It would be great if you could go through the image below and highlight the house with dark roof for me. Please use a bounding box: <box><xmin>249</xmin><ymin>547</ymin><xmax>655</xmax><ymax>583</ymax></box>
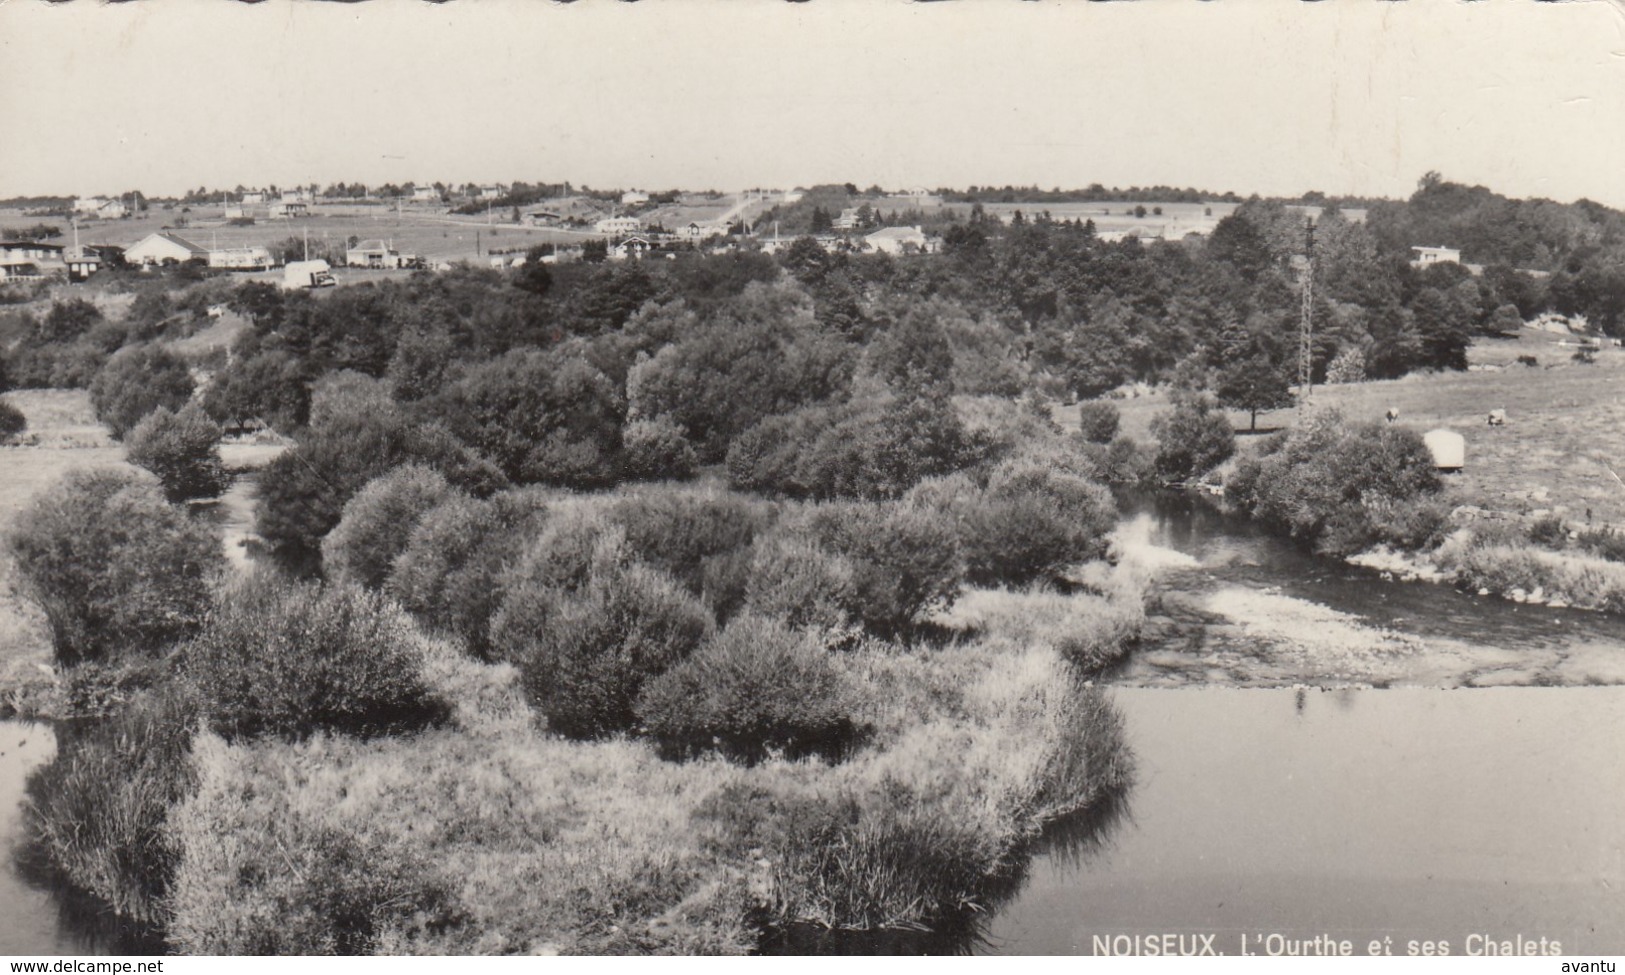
<box><xmin>0</xmin><ymin>241</ymin><xmax>66</xmax><ymax>280</ymax></box>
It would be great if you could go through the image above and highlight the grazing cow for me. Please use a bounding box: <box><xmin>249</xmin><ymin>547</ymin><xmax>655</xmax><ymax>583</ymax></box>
<box><xmin>1488</xmin><ymin>409</ymin><xmax>1506</xmax><ymax>426</ymax></box>
<box><xmin>1385</xmin><ymin>408</ymin><xmax>1400</xmax><ymax>424</ymax></box>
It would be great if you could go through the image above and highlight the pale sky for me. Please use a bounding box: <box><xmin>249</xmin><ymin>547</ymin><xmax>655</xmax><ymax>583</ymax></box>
<box><xmin>3</xmin><ymin>0</ymin><xmax>1624</xmax><ymax>206</ymax></box>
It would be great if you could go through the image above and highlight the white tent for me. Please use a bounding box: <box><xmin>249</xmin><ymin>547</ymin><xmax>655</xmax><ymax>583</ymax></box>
<box><xmin>1423</xmin><ymin>429</ymin><xmax>1465</xmax><ymax>471</ymax></box>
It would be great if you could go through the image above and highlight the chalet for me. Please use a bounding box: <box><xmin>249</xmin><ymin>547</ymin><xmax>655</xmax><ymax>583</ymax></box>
<box><xmin>1411</xmin><ymin>246</ymin><xmax>1462</xmax><ymax>268</ymax></box>
<box><xmin>125</xmin><ymin>232</ymin><xmax>210</xmax><ymax>266</ymax></box>
<box><xmin>612</xmin><ymin>236</ymin><xmax>653</xmax><ymax>260</ymax></box>
<box><xmin>865</xmin><ymin>226</ymin><xmax>931</xmax><ymax>255</ymax></box>
<box><xmin>595</xmin><ymin>216</ymin><xmax>641</xmax><ymax>235</ymax></box>
<box><xmin>0</xmin><ymin>241</ymin><xmax>66</xmax><ymax>280</ymax></box>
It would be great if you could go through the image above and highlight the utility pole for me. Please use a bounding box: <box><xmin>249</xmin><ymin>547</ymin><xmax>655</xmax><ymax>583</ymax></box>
<box><xmin>1298</xmin><ymin>217</ymin><xmax>1315</xmax><ymax>412</ymax></box>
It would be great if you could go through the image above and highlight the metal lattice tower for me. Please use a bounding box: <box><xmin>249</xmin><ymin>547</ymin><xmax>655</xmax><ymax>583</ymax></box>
<box><xmin>1298</xmin><ymin>218</ymin><xmax>1315</xmax><ymax>411</ymax></box>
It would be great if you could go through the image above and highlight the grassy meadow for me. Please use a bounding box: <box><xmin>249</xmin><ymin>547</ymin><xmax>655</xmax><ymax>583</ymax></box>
<box><xmin>1075</xmin><ymin>328</ymin><xmax>1625</xmax><ymax>529</ymax></box>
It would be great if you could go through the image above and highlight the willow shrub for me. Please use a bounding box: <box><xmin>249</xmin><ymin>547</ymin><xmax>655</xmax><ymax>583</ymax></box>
<box><xmin>7</xmin><ymin>468</ymin><xmax>222</xmax><ymax>667</ymax></box>
<box><xmin>637</xmin><ymin>614</ymin><xmax>859</xmax><ymax>763</ymax></box>
<box><xmin>183</xmin><ymin>574</ymin><xmax>447</xmax><ymax>741</ymax></box>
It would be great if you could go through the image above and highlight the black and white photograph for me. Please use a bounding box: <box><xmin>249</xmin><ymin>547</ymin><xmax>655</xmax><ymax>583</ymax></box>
<box><xmin>1</xmin><ymin>0</ymin><xmax>1622</xmax><ymax>959</ymax></box>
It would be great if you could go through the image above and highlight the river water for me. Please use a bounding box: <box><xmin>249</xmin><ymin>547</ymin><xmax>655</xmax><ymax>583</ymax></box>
<box><xmin>4</xmin><ymin>491</ymin><xmax>1622</xmax><ymax>954</ymax></box>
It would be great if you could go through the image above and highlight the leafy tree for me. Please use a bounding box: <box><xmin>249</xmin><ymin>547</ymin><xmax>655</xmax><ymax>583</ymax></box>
<box><xmin>124</xmin><ymin>403</ymin><xmax>230</xmax><ymax>503</ymax></box>
<box><xmin>89</xmin><ymin>345</ymin><xmax>195</xmax><ymax>439</ymax></box>
<box><xmin>1150</xmin><ymin>395</ymin><xmax>1235</xmax><ymax>482</ymax></box>
<box><xmin>1215</xmin><ymin>320</ymin><xmax>1296</xmax><ymax>431</ymax></box>
<box><xmin>0</xmin><ymin>398</ymin><xmax>26</xmax><ymax>442</ymax></box>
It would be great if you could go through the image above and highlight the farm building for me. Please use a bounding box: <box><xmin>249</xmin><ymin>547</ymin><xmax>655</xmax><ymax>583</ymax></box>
<box><xmin>865</xmin><ymin>226</ymin><xmax>931</xmax><ymax>255</ymax></box>
<box><xmin>0</xmin><ymin>241</ymin><xmax>66</xmax><ymax>279</ymax></box>
<box><xmin>595</xmin><ymin>216</ymin><xmax>641</xmax><ymax>235</ymax></box>
<box><xmin>125</xmin><ymin>232</ymin><xmax>210</xmax><ymax>265</ymax></box>
<box><xmin>1411</xmin><ymin>246</ymin><xmax>1462</xmax><ymax>268</ymax></box>
<box><xmin>527</xmin><ymin>211</ymin><xmax>566</xmax><ymax>227</ymax></box>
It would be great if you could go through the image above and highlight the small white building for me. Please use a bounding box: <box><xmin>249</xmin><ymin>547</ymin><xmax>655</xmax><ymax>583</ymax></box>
<box><xmin>93</xmin><ymin>199</ymin><xmax>128</xmax><ymax>220</ymax></box>
<box><xmin>242</xmin><ymin>192</ymin><xmax>266</xmax><ymax>205</ymax></box>
<box><xmin>1411</xmin><ymin>246</ymin><xmax>1462</xmax><ymax>268</ymax></box>
<box><xmin>73</xmin><ymin>197</ymin><xmax>106</xmax><ymax>214</ymax></box>
<box><xmin>865</xmin><ymin>226</ymin><xmax>930</xmax><ymax>256</ymax></box>
<box><xmin>478</xmin><ymin>185</ymin><xmax>504</xmax><ymax>200</ymax></box>
<box><xmin>346</xmin><ymin>239</ymin><xmax>407</xmax><ymax>269</ymax></box>
<box><xmin>208</xmin><ymin>246</ymin><xmax>275</xmax><ymax>270</ymax></box>
<box><xmin>595</xmin><ymin>216</ymin><xmax>641</xmax><ymax>236</ymax></box>
<box><xmin>124</xmin><ymin>232</ymin><xmax>210</xmax><ymax>266</ymax></box>
<box><xmin>833</xmin><ymin>208</ymin><xmax>862</xmax><ymax>231</ymax></box>
<box><xmin>223</xmin><ymin>204</ymin><xmax>247</xmax><ymax>220</ymax></box>
<box><xmin>620</xmin><ymin>190</ymin><xmax>650</xmax><ymax>206</ymax></box>
<box><xmin>282</xmin><ymin>259</ymin><xmax>335</xmax><ymax>290</ymax></box>
<box><xmin>411</xmin><ymin>186</ymin><xmax>440</xmax><ymax>203</ymax></box>
<box><xmin>268</xmin><ymin>201</ymin><xmax>309</xmax><ymax>219</ymax></box>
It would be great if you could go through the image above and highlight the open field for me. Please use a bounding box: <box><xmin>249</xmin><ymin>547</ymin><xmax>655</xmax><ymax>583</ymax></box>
<box><xmin>1064</xmin><ymin>328</ymin><xmax>1625</xmax><ymax>528</ymax></box>
<box><xmin>1</xmin><ymin>206</ymin><xmax>595</xmax><ymax>266</ymax></box>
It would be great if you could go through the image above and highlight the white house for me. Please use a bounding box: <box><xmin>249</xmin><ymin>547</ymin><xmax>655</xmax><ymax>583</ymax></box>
<box><xmin>411</xmin><ymin>186</ymin><xmax>440</xmax><ymax>203</ymax></box>
<box><xmin>478</xmin><ymin>185</ymin><xmax>504</xmax><ymax>200</ymax></box>
<box><xmin>833</xmin><ymin>208</ymin><xmax>862</xmax><ymax>231</ymax></box>
<box><xmin>620</xmin><ymin>190</ymin><xmax>650</xmax><ymax>206</ymax></box>
<box><xmin>268</xmin><ymin>201</ymin><xmax>309</xmax><ymax>219</ymax></box>
<box><xmin>595</xmin><ymin>216</ymin><xmax>641</xmax><ymax>235</ymax></box>
<box><xmin>93</xmin><ymin>199</ymin><xmax>128</xmax><ymax>220</ymax></box>
<box><xmin>242</xmin><ymin>192</ymin><xmax>265</xmax><ymax>205</ymax></box>
<box><xmin>73</xmin><ymin>197</ymin><xmax>106</xmax><ymax>214</ymax></box>
<box><xmin>346</xmin><ymin>239</ymin><xmax>407</xmax><ymax>269</ymax></box>
<box><xmin>124</xmin><ymin>233</ymin><xmax>210</xmax><ymax>265</ymax></box>
<box><xmin>223</xmin><ymin>204</ymin><xmax>247</xmax><ymax>220</ymax></box>
<box><xmin>1411</xmin><ymin>246</ymin><xmax>1462</xmax><ymax>268</ymax></box>
<box><xmin>865</xmin><ymin>226</ymin><xmax>929</xmax><ymax>255</ymax></box>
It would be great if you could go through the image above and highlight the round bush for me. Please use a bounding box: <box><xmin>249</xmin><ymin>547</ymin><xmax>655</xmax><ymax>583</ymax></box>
<box><xmin>0</xmin><ymin>398</ymin><xmax>26</xmax><ymax>443</ymax></box>
<box><xmin>386</xmin><ymin>490</ymin><xmax>548</xmax><ymax>658</ymax></box>
<box><xmin>608</xmin><ymin>491</ymin><xmax>769</xmax><ymax>597</ymax></box>
<box><xmin>958</xmin><ymin>460</ymin><xmax>1117</xmax><ymax>586</ymax></box>
<box><xmin>89</xmin><ymin>344</ymin><xmax>195</xmax><ymax>439</ymax></box>
<box><xmin>7</xmin><ymin>468</ymin><xmax>222</xmax><ymax>667</ymax></box>
<box><xmin>1150</xmin><ymin>396</ymin><xmax>1235</xmax><ymax>482</ymax></box>
<box><xmin>804</xmin><ymin>501</ymin><xmax>963</xmax><ymax>638</ymax></box>
<box><xmin>743</xmin><ymin>532</ymin><xmax>860</xmax><ymax>635</ymax></box>
<box><xmin>620</xmin><ymin>418</ymin><xmax>699</xmax><ymax>482</ymax></box>
<box><xmin>514</xmin><ymin>561</ymin><xmax>713</xmax><ymax>739</ymax></box>
<box><xmin>184</xmin><ymin>574</ymin><xmax>448</xmax><ymax>741</ymax></box>
<box><xmin>124</xmin><ymin>402</ymin><xmax>230</xmax><ymax>503</ymax></box>
<box><xmin>637</xmin><ymin>614</ymin><xmax>858</xmax><ymax>762</ymax></box>
<box><xmin>1075</xmin><ymin>401</ymin><xmax>1121</xmax><ymax>444</ymax></box>
<box><xmin>322</xmin><ymin>464</ymin><xmax>456</xmax><ymax>589</ymax></box>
